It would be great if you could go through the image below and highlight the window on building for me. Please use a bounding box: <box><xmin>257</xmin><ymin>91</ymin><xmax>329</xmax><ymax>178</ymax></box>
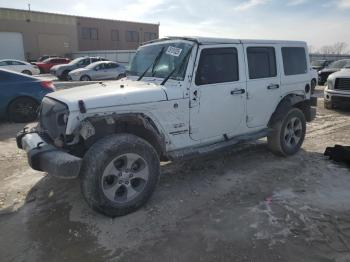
<box><xmin>81</xmin><ymin>27</ymin><xmax>98</xmax><ymax>40</ymax></box>
<box><xmin>126</xmin><ymin>31</ymin><xmax>139</xmax><ymax>42</ymax></box>
<box><xmin>111</xmin><ymin>30</ymin><xmax>119</xmax><ymax>41</ymax></box>
<box><xmin>282</xmin><ymin>47</ymin><xmax>307</xmax><ymax>75</ymax></box>
<box><xmin>247</xmin><ymin>47</ymin><xmax>277</xmax><ymax>79</ymax></box>
<box><xmin>144</xmin><ymin>32</ymin><xmax>157</xmax><ymax>42</ymax></box>
<box><xmin>195</xmin><ymin>48</ymin><xmax>239</xmax><ymax>86</ymax></box>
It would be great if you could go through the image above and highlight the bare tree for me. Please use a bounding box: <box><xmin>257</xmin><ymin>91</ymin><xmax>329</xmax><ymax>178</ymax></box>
<box><xmin>332</xmin><ymin>42</ymin><xmax>348</xmax><ymax>55</ymax></box>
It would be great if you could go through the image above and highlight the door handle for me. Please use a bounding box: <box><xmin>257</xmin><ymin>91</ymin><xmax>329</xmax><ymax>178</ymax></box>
<box><xmin>267</xmin><ymin>84</ymin><xmax>279</xmax><ymax>90</ymax></box>
<box><xmin>231</xmin><ymin>89</ymin><xmax>245</xmax><ymax>95</ymax></box>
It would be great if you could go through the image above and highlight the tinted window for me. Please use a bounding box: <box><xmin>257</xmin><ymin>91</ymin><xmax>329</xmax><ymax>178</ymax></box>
<box><xmin>126</xmin><ymin>31</ymin><xmax>139</xmax><ymax>42</ymax></box>
<box><xmin>282</xmin><ymin>47</ymin><xmax>307</xmax><ymax>75</ymax></box>
<box><xmin>195</xmin><ymin>48</ymin><xmax>239</xmax><ymax>86</ymax></box>
<box><xmin>81</xmin><ymin>27</ymin><xmax>98</xmax><ymax>40</ymax></box>
<box><xmin>0</xmin><ymin>61</ymin><xmax>7</xmax><ymax>66</ymax></box>
<box><xmin>110</xmin><ymin>63</ymin><xmax>118</xmax><ymax>68</ymax></box>
<box><xmin>247</xmin><ymin>47</ymin><xmax>277</xmax><ymax>79</ymax></box>
<box><xmin>111</xmin><ymin>30</ymin><xmax>119</xmax><ymax>41</ymax></box>
<box><xmin>10</xmin><ymin>61</ymin><xmax>25</xmax><ymax>66</ymax></box>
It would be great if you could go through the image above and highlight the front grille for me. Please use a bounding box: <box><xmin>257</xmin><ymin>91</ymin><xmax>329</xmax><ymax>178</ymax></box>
<box><xmin>335</xmin><ymin>78</ymin><xmax>350</xmax><ymax>90</ymax></box>
<box><xmin>39</xmin><ymin>97</ymin><xmax>69</xmax><ymax>141</ymax></box>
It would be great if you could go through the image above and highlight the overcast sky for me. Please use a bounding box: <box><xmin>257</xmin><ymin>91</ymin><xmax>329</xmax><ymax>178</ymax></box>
<box><xmin>1</xmin><ymin>0</ymin><xmax>350</xmax><ymax>50</ymax></box>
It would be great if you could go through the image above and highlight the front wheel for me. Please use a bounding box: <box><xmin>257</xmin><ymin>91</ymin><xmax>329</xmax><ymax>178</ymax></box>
<box><xmin>22</xmin><ymin>70</ymin><xmax>32</xmax><ymax>75</ymax></box>
<box><xmin>80</xmin><ymin>75</ymin><xmax>91</xmax><ymax>81</ymax></box>
<box><xmin>80</xmin><ymin>134</ymin><xmax>160</xmax><ymax>217</ymax></box>
<box><xmin>8</xmin><ymin>97</ymin><xmax>39</xmax><ymax>123</ymax></box>
<box><xmin>267</xmin><ymin>108</ymin><xmax>306</xmax><ymax>156</ymax></box>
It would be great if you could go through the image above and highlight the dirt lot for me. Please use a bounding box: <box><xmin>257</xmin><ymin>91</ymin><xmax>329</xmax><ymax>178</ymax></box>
<box><xmin>1</xmin><ymin>86</ymin><xmax>350</xmax><ymax>262</ymax></box>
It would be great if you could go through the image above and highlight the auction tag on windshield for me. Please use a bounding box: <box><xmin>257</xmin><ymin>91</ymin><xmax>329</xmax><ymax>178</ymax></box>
<box><xmin>166</xmin><ymin>46</ymin><xmax>182</xmax><ymax>57</ymax></box>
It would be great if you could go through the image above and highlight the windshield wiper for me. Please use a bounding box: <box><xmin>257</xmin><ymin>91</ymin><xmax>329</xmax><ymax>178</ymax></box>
<box><xmin>160</xmin><ymin>47</ymin><xmax>193</xmax><ymax>86</ymax></box>
<box><xmin>137</xmin><ymin>47</ymin><xmax>165</xmax><ymax>81</ymax></box>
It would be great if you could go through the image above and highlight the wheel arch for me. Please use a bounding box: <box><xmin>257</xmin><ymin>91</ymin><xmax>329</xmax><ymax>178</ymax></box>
<box><xmin>6</xmin><ymin>95</ymin><xmax>40</xmax><ymax>114</ymax></box>
<box><xmin>268</xmin><ymin>93</ymin><xmax>311</xmax><ymax>127</ymax></box>
<box><xmin>81</xmin><ymin>113</ymin><xmax>168</xmax><ymax>160</ymax></box>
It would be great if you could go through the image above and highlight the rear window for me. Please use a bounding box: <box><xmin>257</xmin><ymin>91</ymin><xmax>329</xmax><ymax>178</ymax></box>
<box><xmin>282</xmin><ymin>47</ymin><xmax>307</xmax><ymax>75</ymax></box>
<box><xmin>247</xmin><ymin>47</ymin><xmax>277</xmax><ymax>79</ymax></box>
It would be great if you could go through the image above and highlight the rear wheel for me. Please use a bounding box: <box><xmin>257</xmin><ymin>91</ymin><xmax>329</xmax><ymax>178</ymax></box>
<box><xmin>80</xmin><ymin>75</ymin><xmax>91</xmax><ymax>81</ymax></box>
<box><xmin>80</xmin><ymin>134</ymin><xmax>160</xmax><ymax>217</ymax></box>
<box><xmin>8</xmin><ymin>97</ymin><xmax>39</xmax><ymax>123</ymax></box>
<box><xmin>117</xmin><ymin>73</ymin><xmax>126</xmax><ymax>80</ymax></box>
<box><xmin>22</xmin><ymin>70</ymin><xmax>32</xmax><ymax>75</ymax></box>
<box><xmin>324</xmin><ymin>100</ymin><xmax>334</xmax><ymax>110</ymax></box>
<box><xmin>267</xmin><ymin>108</ymin><xmax>306</xmax><ymax>156</ymax></box>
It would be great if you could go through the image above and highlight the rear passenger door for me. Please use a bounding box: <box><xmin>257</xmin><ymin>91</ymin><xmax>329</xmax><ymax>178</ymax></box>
<box><xmin>244</xmin><ymin>45</ymin><xmax>281</xmax><ymax>128</ymax></box>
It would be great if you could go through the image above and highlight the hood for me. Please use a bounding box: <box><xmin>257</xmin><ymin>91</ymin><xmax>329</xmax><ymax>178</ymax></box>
<box><xmin>69</xmin><ymin>68</ymin><xmax>89</xmax><ymax>75</ymax></box>
<box><xmin>53</xmin><ymin>63</ymin><xmax>74</xmax><ymax>71</ymax></box>
<box><xmin>46</xmin><ymin>79</ymin><xmax>168</xmax><ymax>111</ymax></box>
<box><xmin>328</xmin><ymin>68</ymin><xmax>350</xmax><ymax>81</ymax></box>
<box><xmin>319</xmin><ymin>68</ymin><xmax>339</xmax><ymax>74</ymax></box>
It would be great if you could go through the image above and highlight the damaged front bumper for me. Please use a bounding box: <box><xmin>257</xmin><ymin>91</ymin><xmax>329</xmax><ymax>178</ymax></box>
<box><xmin>16</xmin><ymin>128</ymin><xmax>82</xmax><ymax>179</ymax></box>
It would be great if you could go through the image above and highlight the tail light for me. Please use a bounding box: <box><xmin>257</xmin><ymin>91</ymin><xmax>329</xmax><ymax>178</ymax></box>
<box><xmin>40</xmin><ymin>81</ymin><xmax>56</xmax><ymax>91</ymax></box>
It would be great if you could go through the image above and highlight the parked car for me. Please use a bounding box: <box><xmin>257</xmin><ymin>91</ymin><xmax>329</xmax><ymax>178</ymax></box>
<box><xmin>318</xmin><ymin>59</ymin><xmax>350</xmax><ymax>85</ymax></box>
<box><xmin>311</xmin><ymin>59</ymin><xmax>333</xmax><ymax>71</ymax></box>
<box><xmin>17</xmin><ymin>37</ymin><xmax>317</xmax><ymax>217</ymax></box>
<box><xmin>50</xmin><ymin>56</ymin><xmax>108</xmax><ymax>80</ymax></box>
<box><xmin>0</xmin><ymin>69</ymin><xmax>55</xmax><ymax>122</ymax></box>
<box><xmin>69</xmin><ymin>61</ymin><xmax>126</xmax><ymax>81</ymax></box>
<box><xmin>0</xmin><ymin>59</ymin><xmax>40</xmax><ymax>75</ymax></box>
<box><xmin>38</xmin><ymin>55</ymin><xmax>58</xmax><ymax>62</ymax></box>
<box><xmin>33</xmin><ymin>57</ymin><xmax>70</xmax><ymax>74</ymax></box>
<box><xmin>310</xmin><ymin>68</ymin><xmax>318</xmax><ymax>94</ymax></box>
<box><xmin>324</xmin><ymin>68</ymin><xmax>350</xmax><ymax>109</ymax></box>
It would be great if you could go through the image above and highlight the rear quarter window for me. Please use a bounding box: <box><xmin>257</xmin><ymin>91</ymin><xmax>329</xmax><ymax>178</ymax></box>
<box><xmin>282</xmin><ymin>47</ymin><xmax>307</xmax><ymax>75</ymax></box>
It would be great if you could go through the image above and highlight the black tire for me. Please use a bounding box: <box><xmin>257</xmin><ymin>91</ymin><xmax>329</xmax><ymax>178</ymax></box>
<box><xmin>8</xmin><ymin>97</ymin><xmax>39</xmax><ymax>123</ymax></box>
<box><xmin>22</xmin><ymin>70</ymin><xmax>32</xmax><ymax>75</ymax></box>
<box><xmin>116</xmin><ymin>73</ymin><xmax>126</xmax><ymax>80</ymax></box>
<box><xmin>80</xmin><ymin>134</ymin><xmax>160</xmax><ymax>217</ymax></box>
<box><xmin>61</xmin><ymin>70</ymin><xmax>70</xmax><ymax>81</ymax></box>
<box><xmin>267</xmin><ymin>108</ymin><xmax>306</xmax><ymax>156</ymax></box>
<box><xmin>80</xmin><ymin>75</ymin><xmax>91</xmax><ymax>81</ymax></box>
<box><xmin>324</xmin><ymin>100</ymin><xmax>334</xmax><ymax>110</ymax></box>
<box><xmin>311</xmin><ymin>79</ymin><xmax>316</xmax><ymax>94</ymax></box>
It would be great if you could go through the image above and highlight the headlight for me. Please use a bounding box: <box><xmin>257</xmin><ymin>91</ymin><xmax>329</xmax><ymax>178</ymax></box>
<box><xmin>327</xmin><ymin>80</ymin><xmax>334</xmax><ymax>90</ymax></box>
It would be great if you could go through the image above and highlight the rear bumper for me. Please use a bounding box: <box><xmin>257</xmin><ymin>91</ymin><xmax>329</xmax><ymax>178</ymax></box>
<box><xmin>17</xmin><ymin>128</ymin><xmax>81</xmax><ymax>179</ymax></box>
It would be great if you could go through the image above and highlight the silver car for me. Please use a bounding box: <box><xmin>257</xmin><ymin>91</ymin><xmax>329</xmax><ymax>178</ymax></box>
<box><xmin>68</xmin><ymin>61</ymin><xmax>126</xmax><ymax>81</ymax></box>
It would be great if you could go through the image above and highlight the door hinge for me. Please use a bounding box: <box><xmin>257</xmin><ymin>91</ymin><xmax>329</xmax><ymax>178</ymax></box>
<box><xmin>246</xmin><ymin>91</ymin><xmax>250</xmax><ymax>99</ymax></box>
<box><xmin>246</xmin><ymin>115</ymin><xmax>253</xmax><ymax>123</ymax></box>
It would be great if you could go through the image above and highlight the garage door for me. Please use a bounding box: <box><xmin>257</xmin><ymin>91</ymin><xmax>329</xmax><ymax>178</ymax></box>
<box><xmin>0</xmin><ymin>32</ymin><xmax>25</xmax><ymax>60</ymax></box>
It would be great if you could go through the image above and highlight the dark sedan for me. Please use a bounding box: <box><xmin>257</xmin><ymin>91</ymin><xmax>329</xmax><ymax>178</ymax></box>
<box><xmin>0</xmin><ymin>69</ymin><xmax>55</xmax><ymax>122</ymax></box>
<box><xmin>311</xmin><ymin>59</ymin><xmax>333</xmax><ymax>71</ymax></box>
<box><xmin>318</xmin><ymin>59</ymin><xmax>350</xmax><ymax>85</ymax></box>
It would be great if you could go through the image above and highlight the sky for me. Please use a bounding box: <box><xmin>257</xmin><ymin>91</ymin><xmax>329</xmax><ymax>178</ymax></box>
<box><xmin>1</xmin><ymin>0</ymin><xmax>350</xmax><ymax>50</ymax></box>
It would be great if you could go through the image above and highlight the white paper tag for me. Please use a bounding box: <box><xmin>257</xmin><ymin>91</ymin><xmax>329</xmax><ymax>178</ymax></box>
<box><xmin>166</xmin><ymin>46</ymin><xmax>182</xmax><ymax>57</ymax></box>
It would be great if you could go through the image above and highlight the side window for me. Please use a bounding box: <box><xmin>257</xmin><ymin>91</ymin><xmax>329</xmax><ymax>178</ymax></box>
<box><xmin>10</xmin><ymin>61</ymin><xmax>25</xmax><ymax>66</ymax></box>
<box><xmin>282</xmin><ymin>47</ymin><xmax>307</xmax><ymax>75</ymax></box>
<box><xmin>110</xmin><ymin>63</ymin><xmax>118</xmax><ymax>68</ymax></box>
<box><xmin>247</xmin><ymin>47</ymin><xmax>277</xmax><ymax>79</ymax></box>
<box><xmin>0</xmin><ymin>61</ymin><xmax>7</xmax><ymax>66</ymax></box>
<box><xmin>195</xmin><ymin>48</ymin><xmax>239</xmax><ymax>86</ymax></box>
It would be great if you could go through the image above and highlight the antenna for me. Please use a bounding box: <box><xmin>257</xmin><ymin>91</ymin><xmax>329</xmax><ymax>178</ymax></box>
<box><xmin>28</xmin><ymin>1</ymin><xmax>31</xmax><ymax>11</ymax></box>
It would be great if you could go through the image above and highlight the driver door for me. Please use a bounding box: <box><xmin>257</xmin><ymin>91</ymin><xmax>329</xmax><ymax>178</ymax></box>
<box><xmin>189</xmin><ymin>44</ymin><xmax>247</xmax><ymax>141</ymax></box>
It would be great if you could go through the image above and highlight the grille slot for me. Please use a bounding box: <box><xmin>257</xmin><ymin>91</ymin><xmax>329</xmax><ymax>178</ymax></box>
<box><xmin>335</xmin><ymin>78</ymin><xmax>350</xmax><ymax>90</ymax></box>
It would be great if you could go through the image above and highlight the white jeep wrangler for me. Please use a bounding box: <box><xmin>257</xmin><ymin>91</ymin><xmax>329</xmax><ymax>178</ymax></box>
<box><xmin>17</xmin><ymin>37</ymin><xmax>317</xmax><ymax>217</ymax></box>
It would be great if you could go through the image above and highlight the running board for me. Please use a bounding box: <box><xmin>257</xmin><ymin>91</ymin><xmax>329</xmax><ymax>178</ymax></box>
<box><xmin>167</xmin><ymin>129</ymin><xmax>269</xmax><ymax>161</ymax></box>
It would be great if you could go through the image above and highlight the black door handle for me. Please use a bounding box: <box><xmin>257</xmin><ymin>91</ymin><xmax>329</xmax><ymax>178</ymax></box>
<box><xmin>231</xmin><ymin>89</ymin><xmax>245</xmax><ymax>95</ymax></box>
<box><xmin>267</xmin><ymin>84</ymin><xmax>279</xmax><ymax>90</ymax></box>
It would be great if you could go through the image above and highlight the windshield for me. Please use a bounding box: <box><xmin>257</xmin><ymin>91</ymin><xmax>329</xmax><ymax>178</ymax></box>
<box><xmin>328</xmin><ymin>60</ymin><xmax>350</xmax><ymax>69</ymax></box>
<box><xmin>311</xmin><ymin>60</ymin><xmax>325</xmax><ymax>67</ymax></box>
<box><xmin>128</xmin><ymin>41</ymin><xmax>193</xmax><ymax>81</ymax></box>
<box><xmin>68</xmin><ymin>57</ymin><xmax>85</xmax><ymax>65</ymax></box>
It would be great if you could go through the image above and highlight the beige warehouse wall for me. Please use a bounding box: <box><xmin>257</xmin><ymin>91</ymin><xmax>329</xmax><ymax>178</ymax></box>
<box><xmin>0</xmin><ymin>9</ymin><xmax>78</xmax><ymax>60</ymax></box>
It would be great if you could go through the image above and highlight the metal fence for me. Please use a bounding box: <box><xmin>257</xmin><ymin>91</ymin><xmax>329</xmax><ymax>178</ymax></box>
<box><xmin>310</xmin><ymin>53</ymin><xmax>350</xmax><ymax>62</ymax></box>
<box><xmin>71</xmin><ymin>50</ymin><xmax>136</xmax><ymax>66</ymax></box>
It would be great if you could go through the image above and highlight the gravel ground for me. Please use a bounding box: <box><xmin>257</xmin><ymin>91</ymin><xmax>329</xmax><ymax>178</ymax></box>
<box><xmin>0</xmin><ymin>86</ymin><xmax>350</xmax><ymax>262</ymax></box>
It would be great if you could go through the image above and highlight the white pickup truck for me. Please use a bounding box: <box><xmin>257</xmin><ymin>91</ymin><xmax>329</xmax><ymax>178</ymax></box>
<box><xmin>324</xmin><ymin>68</ymin><xmax>350</xmax><ymax>109</ymax></box>
<box><xmin>17</xmin><ymin>37</ymin><xmax>317</xmax><ymax>217</ymax></box>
